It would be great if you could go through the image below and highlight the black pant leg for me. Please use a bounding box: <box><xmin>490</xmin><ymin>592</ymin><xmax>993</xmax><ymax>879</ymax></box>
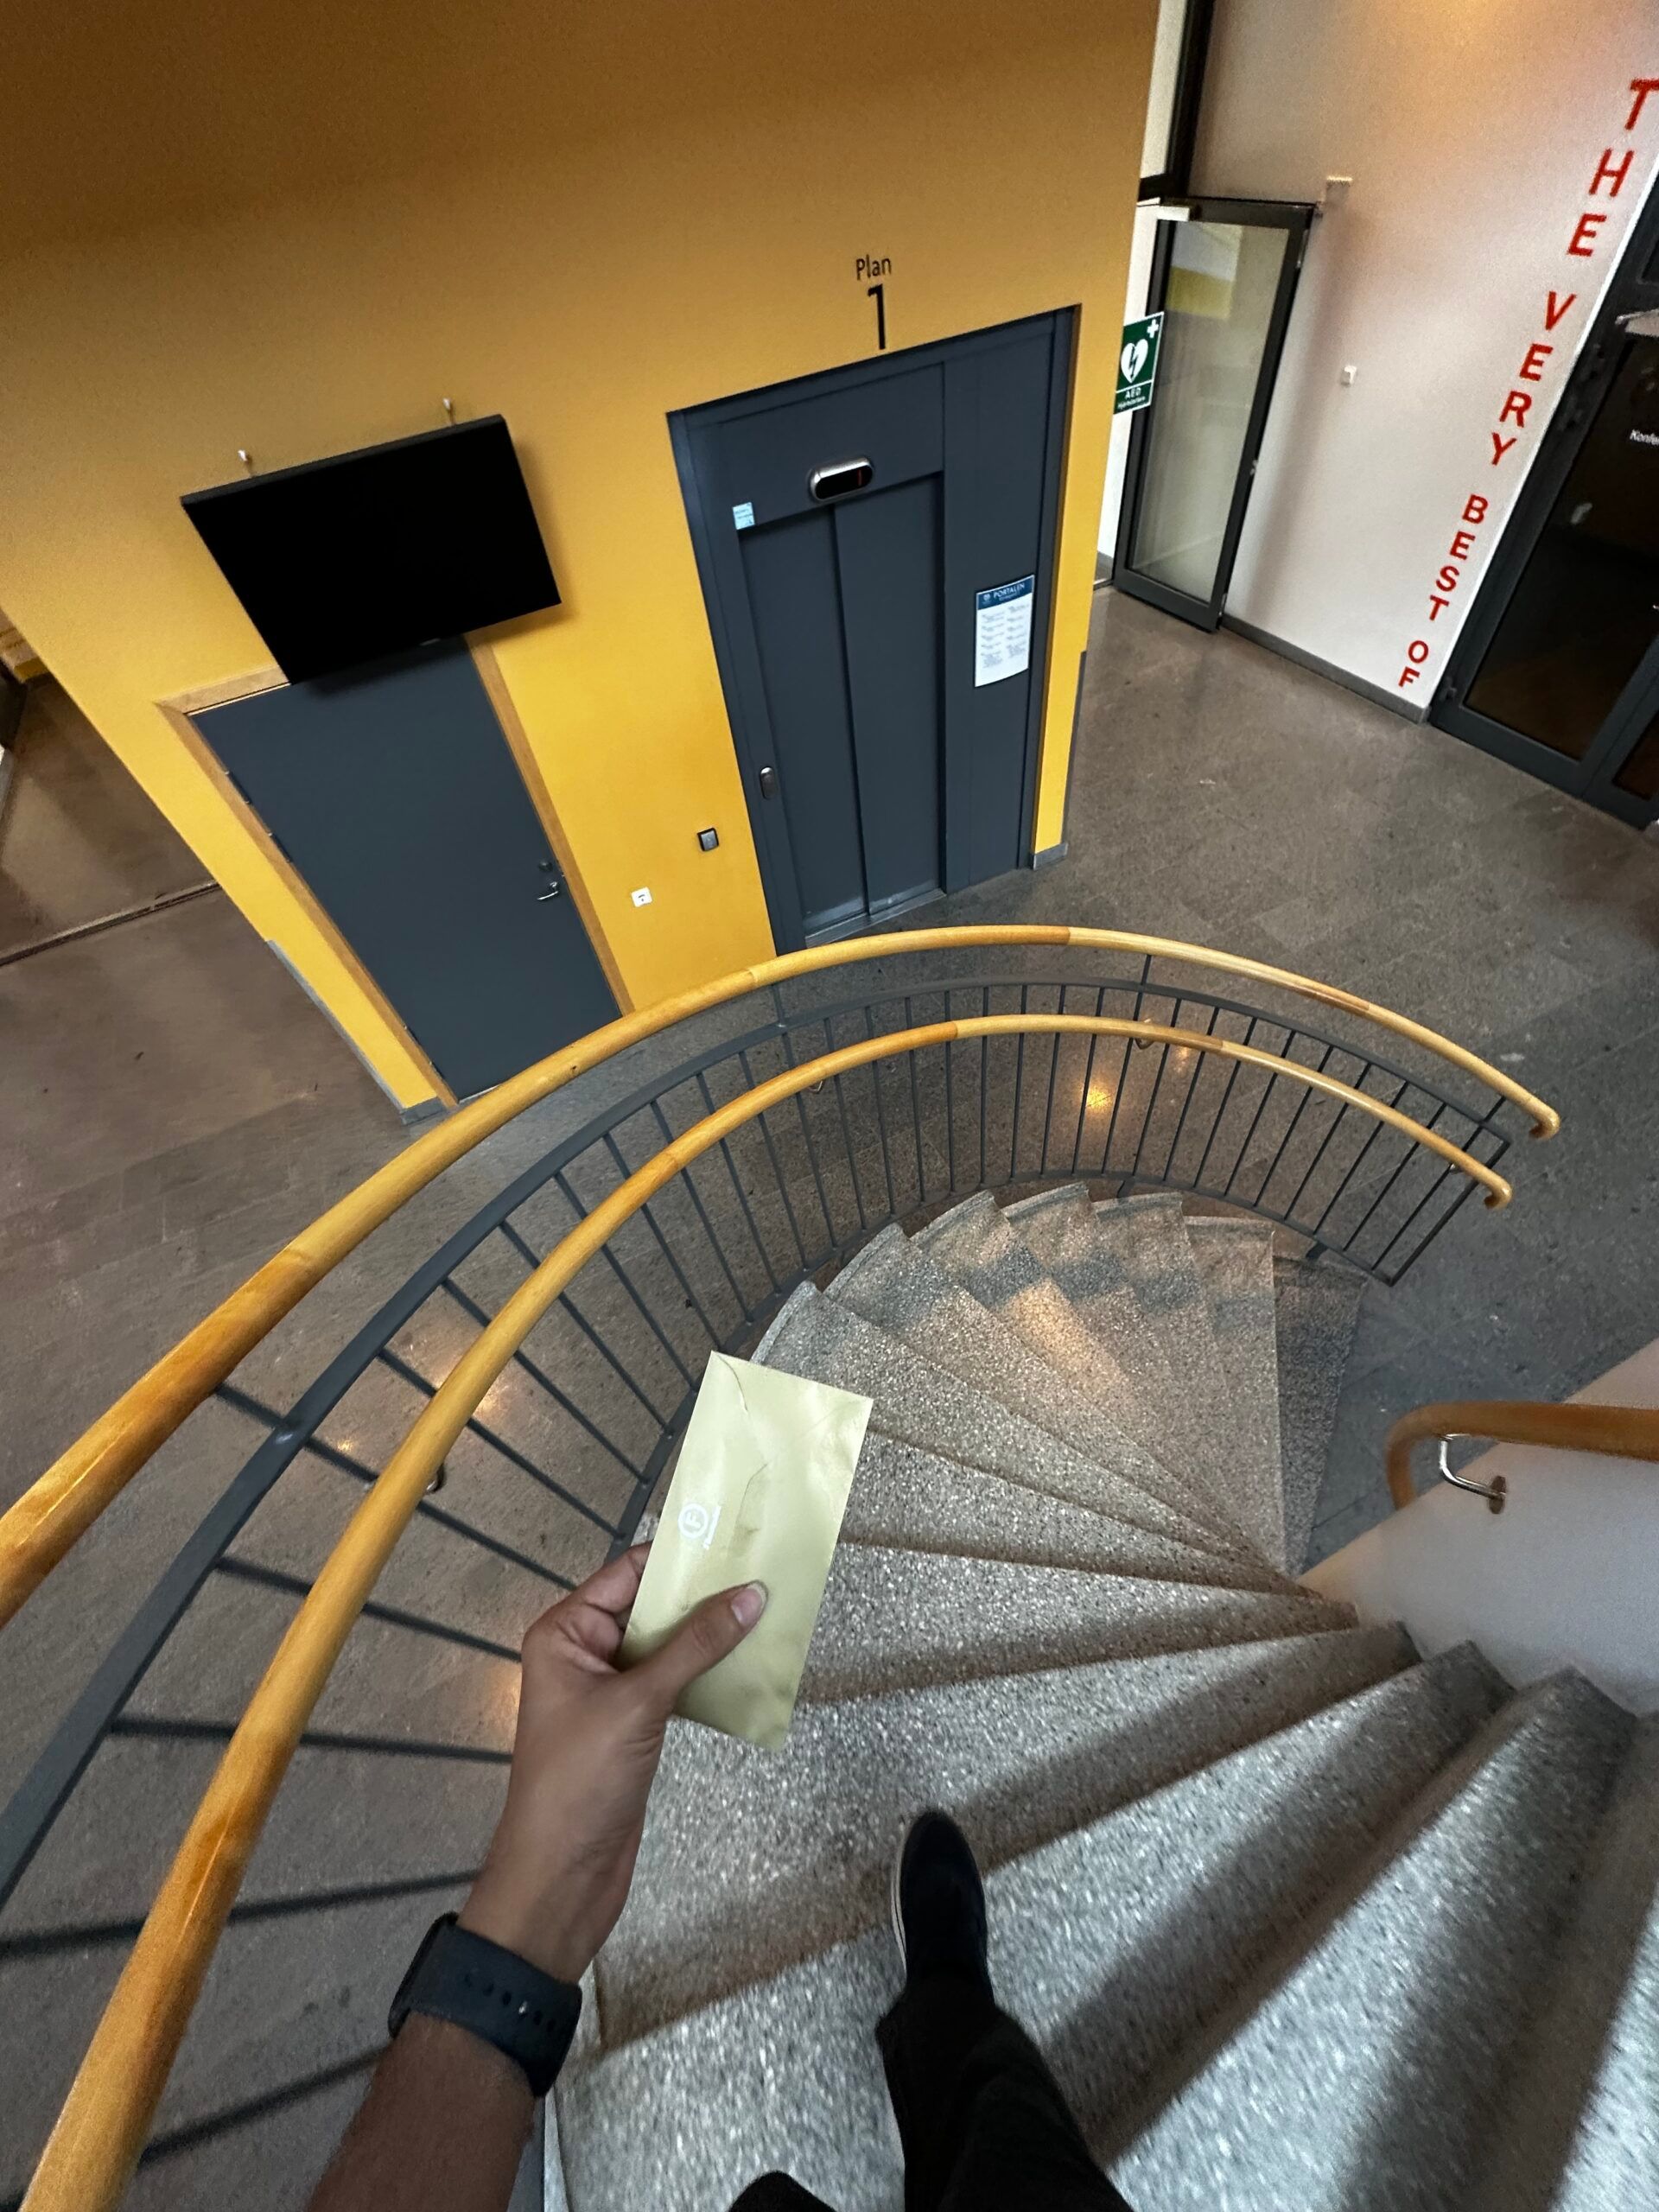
<box><xmin>876</xmin><ymin>1973</ymin><xmax>1133</xmax><ymax>2212</ymax></box>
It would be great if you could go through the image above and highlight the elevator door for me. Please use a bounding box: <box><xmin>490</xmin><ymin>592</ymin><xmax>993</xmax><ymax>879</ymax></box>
<box><xmin>673</xmin><ymin>313</ymin><xmax>1073</xmax><ymax>948</ymax></box>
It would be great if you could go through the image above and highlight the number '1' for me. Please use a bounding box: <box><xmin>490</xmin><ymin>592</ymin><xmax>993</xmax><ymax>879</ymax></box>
<box><xmin>868</xmin><ymin>283</ymin><xmax>887</xmax><ymax>352</ymax></box>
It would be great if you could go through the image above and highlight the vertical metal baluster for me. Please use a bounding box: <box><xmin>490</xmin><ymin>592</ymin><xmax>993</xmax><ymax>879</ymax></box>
<box><xmin>1305</xmin><ymin>1077</ymin><xmax>1410</xmax><ymax>1242</ymax></box>
<box><xmin>1039</xmin><ymin>983</ymin><xmax>1065</xmax><ymax>1174</ymax></box>
<box><xmin>1161</xmin><ymin>1003</ymin><xmax>1221</xmax><ymax>1180</ymax></box>
<box><xmin>1279</xmin><ymin>1058</ymin><xmax>1373</xmax><ymax>1226</ymax></box>
<box><xmin>695</xmin><ymin>1069</ymin><xmax>780</xmax><ymax>1292</ymax></box>
<box><xmin>1010</xmin><ymin>983</ymin><xmax>1030</xmax><ymax>1180</ymax></box>
<box><xmin>772</xmin><ymin>993</ymin><xmax>836</xmax><ymax>1259</ymax></box>
<box><xmin>1192</xmin><ymin>1014</ymin><xmax>1258</xmax><ymax>1190</ymax></box>
<box><xmin>1221</xmin><ymin>1029</ymin><xmax>1294</xmax><ymax>1200</ymax></box>
<box><xmin>1383</xmin><ymin>1107</ymin><xmax>1504</xmax><ymax>1277</ymax></box>
<box><xmin>1250</xmin><ymin>1043</ymin><xmax>1337</xmax><ymax>1208</ymax></box>
<box><xmin>1128</xmin><ymin>989</ymin><xmax>1186</xmax><ymax>1181</ymax></box>
<box><xmin>601</xmin><ymin>1133</ymin><xmax>723</xmax><ymax>1349</ymax></box>
<box><xmin>431</xmin><ymin>1279</ymin><xmax>645</xmax><ymax>1488</ymax></box>
<box><xmin>1070</xmin><ymin>985</ymin><xmax>1108</xmax><ymax>1173</ymax></box>
<box><xmin>1098</xmin><ymin>955</ymin><xmax>1151</xmax><ymax>1179</ymax></box>
<box><xmin>1341</xmin><ymin>1098</ymin><xmax>1448</xmax><ymax>1256</ymax></box>
<box><xmin>647</xmin><ymin>1102</ymin><xmax>751</xmax><ymax>1314</ymax></box>
<box><xmin>501</xmin><ymin>1218</ymin><xmax>674</xmax><ymax>1425</ymax></box>
<box><xmin>1374</xmin><ymin>1162</ymin><xmax>1471</xmax><ymax>1281</ymax></box>
<box><xmin>944</xmin><ymin>989</ymin><xmax>957</xmax><ymax>1193</ymax></box>
<box><xmin>862</xmin><ymin>1007</ymin><xmax>899</xmax><ymax>1220</ymax></box>
<box><xmin>978</xmin><ymin>987</ymin><xmax>990</xmax><ymax>1187</ymax></box>
<box><xmin>904</xmin><ymin>994</ymin><xmax>925</xmax><ymax>1201</ymax></box>
<box><xmin>825</xmin><ymin>1014</ymin><xmax>869</xmax><ymax>1233</ymax></box>
<box><xmin>738</xmin><ymin>1048</ymin><xmax>809</xmax><ymax>1268</ymax></box>
<box><xmin>555</xmin><ymin>1168</ymin><xmax>698</xmax><ymax>1383</ymax></box>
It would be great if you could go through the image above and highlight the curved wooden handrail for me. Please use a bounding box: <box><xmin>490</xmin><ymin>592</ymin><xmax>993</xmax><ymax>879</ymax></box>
<box><xmin>0</xmin><ymin>924</ymin><xmax>1554</xmax><ymax>1635</ymax></box>
<box><xmin>1387</xmin><ymin>1398</ymin><xmax>1659</xmax><ymax>1509</ymax></box>
<box><xmin>20</xmin><ymin>1013</ymin><xmax>1510</xmax><ymax>2212</ymax></box>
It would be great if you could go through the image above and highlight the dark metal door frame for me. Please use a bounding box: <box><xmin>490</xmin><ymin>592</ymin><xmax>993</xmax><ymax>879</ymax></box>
<box><xmin>670</xmin><ymin>310</ymin><xmax>1075</xmax><ymax>953</ymax></box>
<box><xmin>1432</xmin><ymin>182</ymin><xmax>1659</xmax><ymax>825</ymax></box>
<box><xmin>1112</xmin><ymin>199</ymin><xmax>1313</xmax><ymax>632</ymax></box>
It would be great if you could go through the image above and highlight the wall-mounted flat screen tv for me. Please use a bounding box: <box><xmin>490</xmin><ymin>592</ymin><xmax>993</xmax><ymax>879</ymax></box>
<box><xmin>181</xmin><ymin>415</ymin><xmax>559</xmax><ymax>683</ymax></box>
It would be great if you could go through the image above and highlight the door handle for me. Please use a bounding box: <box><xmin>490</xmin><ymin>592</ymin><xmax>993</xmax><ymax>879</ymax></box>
<box><xmin>758</xmin><ymin>765</ymin><xmax>778</xmax><ymax>800</ymax></box>
<box><xmin>537</xmin><ymin>882</ymin><xmax>563</xmax><ymax>901</ymax></box>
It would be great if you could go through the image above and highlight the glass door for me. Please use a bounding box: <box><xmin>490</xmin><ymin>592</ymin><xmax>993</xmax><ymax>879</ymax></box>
<box><xmin>1434</xmin><ymin>188</ymin><xmax>1659</xmax><ymax>824</ymax></box>
<box><xmin>1112</xmin><ymin>198</ymin><xmax>1313</xmax><ymax>630</ymax></box>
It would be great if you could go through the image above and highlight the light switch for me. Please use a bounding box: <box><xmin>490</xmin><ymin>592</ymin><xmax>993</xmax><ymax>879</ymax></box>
<box><xmin>1340</xmin><ymin>365</ymin><xmax>1357</xmax><ymax>386</ymax></box>
<box><xmin>631</xmin><ymin>886</ymin><xmax>652</xmax><ymax>907</ymax></box>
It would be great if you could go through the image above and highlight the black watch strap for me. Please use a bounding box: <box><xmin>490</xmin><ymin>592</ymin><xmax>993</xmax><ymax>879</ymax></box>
<box><xmin>388</xmin><ymin>1913</ymin><xmax>582</xmax><ymax>2097</ymax></box>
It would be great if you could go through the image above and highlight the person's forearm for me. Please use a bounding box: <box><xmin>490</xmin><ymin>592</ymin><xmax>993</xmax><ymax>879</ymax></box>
<box><xmin>308</xmin><ymin>2014</ymin><xmax>533</xmax><ymax>2212</ymax></box>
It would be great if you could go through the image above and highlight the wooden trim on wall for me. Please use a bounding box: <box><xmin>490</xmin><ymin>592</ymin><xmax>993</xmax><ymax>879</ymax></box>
<box><xmin>468</xmin><ymin>640</ymin><xmax>632</xmax><ymax>1014</ymax></box>
<box><xmin>156</xmin><ymin>688</ymin><xmax>459</xmax><ymax>1109</ymax></box>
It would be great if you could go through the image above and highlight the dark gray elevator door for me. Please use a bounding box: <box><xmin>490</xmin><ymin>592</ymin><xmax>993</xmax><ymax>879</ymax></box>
<box><xmin>675</xmin><ymin>312</ymin><xmax>1071</xmax><ymax>950</ymax></box>
<box><xmin>194</xmin><ymin>642</ymin><xmax>619</xmax><ymax>1097</ymax></box>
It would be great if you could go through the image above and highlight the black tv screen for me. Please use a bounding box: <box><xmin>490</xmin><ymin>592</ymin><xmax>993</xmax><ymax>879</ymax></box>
<box><xmin>181</xmin><ymin>416</ymin><xmax>559</xmax><ymax>682</ymax></box>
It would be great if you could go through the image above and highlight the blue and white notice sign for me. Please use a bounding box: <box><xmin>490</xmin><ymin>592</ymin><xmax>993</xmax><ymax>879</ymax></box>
<box><xmin>973</xmin><ymin>574</ymin><xmax>1035</xmax><ymax>688</ymax></box>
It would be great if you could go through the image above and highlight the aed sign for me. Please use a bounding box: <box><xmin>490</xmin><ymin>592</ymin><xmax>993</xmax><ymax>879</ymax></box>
<box><xmin>1116</xmin><ymin>315</ymin><xmax>1164</xmax><ymax>414</ymax></box>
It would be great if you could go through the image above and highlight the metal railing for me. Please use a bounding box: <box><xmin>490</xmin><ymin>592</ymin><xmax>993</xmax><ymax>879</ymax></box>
<box><xmin>0</xmin><ymin>931</ymin><xmax>1556</xmax><ymax>2211</ymax></box>
<box><xmin>1388</xmin><ymin>1399</ymin><xmax>1659</xmax><ymax>1512</ymax></box>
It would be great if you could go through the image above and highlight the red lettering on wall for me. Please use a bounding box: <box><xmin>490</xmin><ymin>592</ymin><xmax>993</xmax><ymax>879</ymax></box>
<box><xmin>1428</xmin><ymin>594</ymin><xmax>1452</xmax><ymax>621</ymax></box>
<box><xmin>1398</xmin><ymin>666</ymin><xmax>1421</xmax><ymax>687</ymax></box>
<box><xmin>1517</xmin><ymin>342</ymin><xmax>1553</xmax><ymax>382</ymax></box>
<box><xmin>1627</xmin><ymin>79</ymin><xmax>1659</xmax><ymax>131</ymax></box>
<box><xmin>1435</xmin><ymin>564</ymin><xmax>1461</xmax><ymax>593</ymax></box>
<box><xmin>1544</xmin><ymin>290</ymin><xmax>1577</xmax><ymax>330</ymax></box>
<box><xmin>1567</xmin><ymin>212</ymin><xmax>1608</xmax><ymax>257</ymax></box>
<box><xmin>1498</xmin><ymin>390</ymin><xmax>1533</xmax><ymax>429</ymax></box>
<box><xmin>1491</xmin><ymin>431</ymin><xmax>1517</xmax><ymax>465</ymax></box>
<box><xmin>1407</xmin><ymin>640</ymin><xmax>1430</xmax><ymax>665</ymax></box>
<box><xmin>1461</xmin><ymin>494</ymin><xmax>1489</xmax><ymax>524</ymax></box>
<box><xmin>1449</xmin><ymin>531</ymin><xmax>1477</xmax><ymax>559</ymax></box>
<box><xmin>1589</xmin><ymin>146</ymin><xmax>1635</xmax><ymax>196</ymax></box>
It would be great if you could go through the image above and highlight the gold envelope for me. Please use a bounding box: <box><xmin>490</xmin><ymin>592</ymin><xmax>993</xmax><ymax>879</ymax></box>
<box><xmin>620</xmin><ymin>1351</ymin><xmax>873</xmax><ymax>1749</ymax></box>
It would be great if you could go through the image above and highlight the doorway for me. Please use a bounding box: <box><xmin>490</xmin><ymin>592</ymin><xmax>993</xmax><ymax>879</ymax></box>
<box><xmin>1433</xmin><ymin>191</ymin><xmax>1659</xmax><ymax>827</ymax></box>
<box><xmin>1111</xmin><ymin>200</ymin><xmax>1313</xmax><ymax>630</ymax></box>
<box><xmin>188</xmin><ymin>642</ymin><xmax>620</xmax><ymax>1099</ymax></box>
<box><xmin>671</xmin><ymin>312</ymin><xmax>1074</xmax><ymax>950</ymax></box>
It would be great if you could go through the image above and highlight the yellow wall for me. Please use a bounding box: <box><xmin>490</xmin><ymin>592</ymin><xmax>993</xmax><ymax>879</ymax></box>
<box><xmin>0</xmin><ymin>0</ymin><xmax>1154</xmax><ymax>1108</ymax></box>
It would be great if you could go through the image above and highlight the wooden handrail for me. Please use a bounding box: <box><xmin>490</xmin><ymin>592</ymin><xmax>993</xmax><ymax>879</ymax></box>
<box><xmin>1387</xmin><ymin>1399</ymin><xmax>1659</xmax><ymax>1509</ymax></box>
<box><xmin>0</xmin><ymin>924</ymin><xmax>1555</xmax><ymax>1634</ymax></box>
<box><xmin>19</xmin><ymin>1013</ymin><xmax>1509</xmax><ymax>2212</ymax></box>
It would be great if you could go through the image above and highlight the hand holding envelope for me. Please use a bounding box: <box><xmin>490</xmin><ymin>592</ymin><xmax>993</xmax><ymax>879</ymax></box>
<box><xmin>620</xmin><ymin>1352</ymin><xmax>872</xmax><ymax>1749</ymax></box>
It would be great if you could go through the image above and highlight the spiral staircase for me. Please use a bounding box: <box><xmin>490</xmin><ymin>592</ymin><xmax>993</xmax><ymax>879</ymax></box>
<box><xmin>2</xmin><ymin>926</ymin><xmax>1653</xmax><ymax>2211</ymax></box>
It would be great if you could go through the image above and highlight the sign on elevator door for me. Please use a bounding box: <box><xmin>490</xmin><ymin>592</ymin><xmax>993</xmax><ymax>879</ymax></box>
<box><xmin>973</xmin><ymin>574</ymin><xmax>1035</xmax><ymax>687</ymax></box>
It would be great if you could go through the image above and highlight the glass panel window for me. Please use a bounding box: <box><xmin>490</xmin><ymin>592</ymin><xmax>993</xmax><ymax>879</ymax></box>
<box><xmin>1612</xmin><ymin>709</ymin><xmax>1659</xmax><ymax>802</ymax></box>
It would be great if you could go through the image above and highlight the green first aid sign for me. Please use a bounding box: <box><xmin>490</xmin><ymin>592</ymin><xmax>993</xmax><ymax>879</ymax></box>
<box><xmin>1116</xmin><ymin>313</ymin><xmax>1164</xmax><ymax>414</ymax></box>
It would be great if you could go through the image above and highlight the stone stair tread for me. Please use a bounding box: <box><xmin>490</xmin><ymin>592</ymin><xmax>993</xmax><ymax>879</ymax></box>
<box><xmin>915</xmin><ymin>1192</ymin><xmax>1176</xmax><ymax>1484</ymax></box>
<box><xmin>1471</xmin><ymin>1717</ymin><xmax>1659</xmax><ymax>2212</ymax></box>
<box><xmin>1109</xmin><ymin>1194</ymin><xmax>1238</xmax><ymax>1499</ymax></box>
<box><xmin>826</xmin><ymin>1224</ymin><xmax>1258</xmax><ymax>1560</ymax></box>
<box><xmin>1116</xmin><ymin>1672</ymin><xmax>1634</xmax><ymax>2209</ymax></box>
<box><xmin>1272</xmin><ymin>1255</ymin><xmax>1367</xmax><ymax>1571</ymax></box>
<box><xmin>844</xmin><ymin>1431</ymin><xmax>1300</xmax><ymax>1595</ymax></box>
<box><xmin>553</xmin><ymin>1647</ymin><xmax>1502</xmax><ymax>2212</ymax></box>
<box><xmin>755</xmin><ymin>1284</ymin><xmax>1250</xmax><ymax>1570</ymax></box>
<box><xmin>802</xmin><ymin>1541</ymin><xmax>1357</xmax><ymax>1707</ymax></box>
<box><xmin>594</xmin><ymin>1624</ymin><xmax>1416</xmax><ymax>2049</ymax></box>
<box><xmin>1184</xmin><ymin>1215</ymin><xmax>1288</xmax><ymax>1570</ymax></box>
<box><xmin>1006</xmin><ymin>1188</ymin><xmax>1244</xmax><ymax>1535</ymax></box>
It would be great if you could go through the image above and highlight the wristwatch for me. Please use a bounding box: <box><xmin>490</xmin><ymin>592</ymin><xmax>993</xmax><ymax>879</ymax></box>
<box><xmin>388</xmin><ymin>1913</ymin><xmax>583</xmax><ymax>2097</ymax></box>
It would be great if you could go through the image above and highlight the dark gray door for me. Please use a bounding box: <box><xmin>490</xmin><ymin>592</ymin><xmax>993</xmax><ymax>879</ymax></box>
<box><xmin>673</xmin><ymin>312</ymin><xmax>1072</xmax><ymax>948</ymax></box>
<box><xmin>194</xmin><ymin>642</ymin><xmax>619</xmax><ymax>1096</ymax></box>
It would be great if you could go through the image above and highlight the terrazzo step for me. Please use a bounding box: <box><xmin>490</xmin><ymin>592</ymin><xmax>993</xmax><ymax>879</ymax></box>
<box><xmin>1111</xmin><ymin>1194</ymin><xmax>1236</xmax><ymax>1497</ymax></box>
<box><xmin>553</xmin><ymin>1647</ymin><xmax>1502</xmax><ymax>2212</ymax></box>
<box><xmin>800</xmin><ymin>1541</ymin><xmax>1357</xmax><ymax>1706</ymax></box>
<box><xmin>1005</xmin><ymin>1187</ymin><xmax>1242</xmax><ymax>1535</ymax></box>
<box><xmin>756</xmin><ymin>1285</ymin><xmax>1269</xmax><ymax>1584</ymax></box>
<box><xmin>595</xmin><ymin>1624</ymin><xmax>1416</xmax><ymax>2049</ymax></box>
<box><xmin>1272</xmin><ymin>1254</ymin><xmax>1367</xmax><ymax>1571</ymax></box>
<box><xmin>826</xmin><ymin>1224</ymin><xmax>1255</xmax><ymax>1560</ymax></box>
<box><xmin>842</xmin><ymin>1431</ymin><xmax>1297</xmax><ymax>1594</ymax></box>
<box><xmin>1470</xmin><ymin>1719</ymin><xmax>1659</xmax><ymax>2212</ymax></box>
<box><xmin>1185</xmin><ymin>1216</ymin><xmax>1287</xmax><ymax>1570</ymax></box>
<box><xmin>914</xmin><ymin>1192</ymin><xmax>1172</xmax><ymax>1478</ymax></box>
<box><xmin>1116</xmin><ymin>1671</ymin><xmax>1634</xmax><ymax>2209</ymax></box>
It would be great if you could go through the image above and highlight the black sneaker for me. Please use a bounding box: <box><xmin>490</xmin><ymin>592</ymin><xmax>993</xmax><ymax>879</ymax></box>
<box><xmin>891</xmin><ymin>1809</ymin><xmax>990</xmax><ymax>1988</ymax></box>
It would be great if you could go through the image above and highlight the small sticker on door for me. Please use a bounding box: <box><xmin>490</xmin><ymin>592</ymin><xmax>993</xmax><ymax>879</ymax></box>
<box><xmin>973</xmin><ymin>575</ymin><xmax>1035</xmax><ymax>688</ymax></box>
<box><xmin>733</xmin><ymin>501</ymin><xmax>755</xmax><ymax>530</ymax></box>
